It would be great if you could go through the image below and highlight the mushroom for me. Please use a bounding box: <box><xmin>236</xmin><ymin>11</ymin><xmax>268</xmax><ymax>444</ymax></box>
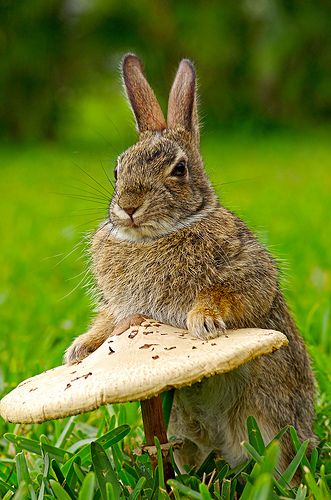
<box><xmin>0</xmin><ymin>319</ymin><xmax>287</xmax><ymax>480</ymax></box>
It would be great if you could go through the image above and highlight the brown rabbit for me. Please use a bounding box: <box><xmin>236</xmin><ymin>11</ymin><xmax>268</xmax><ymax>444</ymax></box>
<box><xmin>65</xmin><ymin>54</ymin><xmax>316</xmax><ymax>471</ymax></box>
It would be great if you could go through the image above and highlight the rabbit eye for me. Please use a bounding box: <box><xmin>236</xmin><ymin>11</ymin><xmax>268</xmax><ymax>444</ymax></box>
<box><xmin>170</xmin><ymin>161</ymin><xmax>187</xmax><ymax>177</ymax></box>
<box><xmin>114</xmin><ymin>166</ymin><xmax>118</xmax><ymax>180</ymax></box>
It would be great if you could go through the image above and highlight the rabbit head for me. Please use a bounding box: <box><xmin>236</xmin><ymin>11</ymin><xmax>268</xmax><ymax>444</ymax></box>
<box><xmin>109</xmin><ymin>54</ymin><xmax>218</xmax><ymax>242</ymax></box>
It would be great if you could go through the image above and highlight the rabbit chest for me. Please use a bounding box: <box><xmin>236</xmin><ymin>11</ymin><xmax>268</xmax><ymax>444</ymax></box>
<box><xmin>92</xmin><ymin>220</ymin><xmax>235</xmax><ymax>327</ymax></box>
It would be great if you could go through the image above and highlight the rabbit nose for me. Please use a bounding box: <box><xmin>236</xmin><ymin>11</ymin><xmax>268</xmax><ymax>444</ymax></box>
<box><xmin>121</xmin><ymin>205</ymin><xmax>139</xmax><ymax>216</ymax></box>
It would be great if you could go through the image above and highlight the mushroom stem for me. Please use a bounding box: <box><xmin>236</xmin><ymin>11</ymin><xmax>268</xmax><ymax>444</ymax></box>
<box><xmin>140</xmin><ymin>395</ymin><xmax>174</xmax><ymax>483</ymax></box>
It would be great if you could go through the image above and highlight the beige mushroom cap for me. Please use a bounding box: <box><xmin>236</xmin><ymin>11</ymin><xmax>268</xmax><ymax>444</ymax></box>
<box><xmin>0</xmin><ymin>320</ymin><xmax>288</xmax><ymax>424</ymax></box>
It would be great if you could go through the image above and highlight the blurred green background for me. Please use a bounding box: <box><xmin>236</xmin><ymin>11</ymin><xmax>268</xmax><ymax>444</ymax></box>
<box><xmin>0</xmin><ymin>0</ymin><xmax>330</xmax><ymax>399</ymax></box>
<box><xmin>1</xmin><ymin>0</ymin><xmax>331</xmax><ymax>141</ymax></box>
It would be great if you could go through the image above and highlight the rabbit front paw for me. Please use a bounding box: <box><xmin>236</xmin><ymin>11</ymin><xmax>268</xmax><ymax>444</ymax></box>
<box><xmin>187</xmin><ymin>309</ymin><xmax>226</xmax><ymax>340</ymax></box>
<box><xmin>64</xmin><ymin>332</ymin><xmax>101</xmax><ymax>365</ymax></box>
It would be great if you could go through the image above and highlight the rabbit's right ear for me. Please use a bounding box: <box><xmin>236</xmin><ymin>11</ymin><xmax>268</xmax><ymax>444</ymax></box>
<box><xmin>167</xmin><ymin>59</ymin><xmax>199</xmax><ymax>142</ymax></box>
<box><xmin>122</xmin><ymin>54</ymin><xmax>166</xmax><ymax>133</ymax></box>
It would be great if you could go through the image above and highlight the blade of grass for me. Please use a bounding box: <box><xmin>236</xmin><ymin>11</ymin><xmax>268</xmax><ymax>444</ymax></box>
<box><xmin>247</xmin><ymin>416</ymin><xmax>265</xmax><ymax>454</ymax></box>
<box><xmin>240</xmin><ymin>463</ymin><xmax>260</xmax><ymax>500</ymax></box>
<box><xmin>51</xmin><ymin>460</ymin><xmax>75</xmax><ymax>500</ymax></box>
<box><xmin>248</xmin><ymin>473</ymin><xmax>273</xmax><ymax>500</ymax></box>
<box><xmin>199</xmin><ymin>483</ymin><xmax>212</xmax><ymax>499</ymax></box>
<box><xmin>168</xmin><ymin>479</ymin><xmax>202</xmax><ymax>499</ymax></box>
<box><xmin>15</xmin><ymin>452</ymin><xmax>36</xmax><ymax>500</ymax></box>
<box><xmin>37</xmin><ymin>451</ymin><xmax>50</xmax><ymax>500</ymax></box>
<box><xmin>73</xmin><ymin>463</ymin><xmax>86</xmax><ymax>484</ymax></box>
<box><xmin>3</xmin><ymin>490</ymin><xmax>15</xmax><ymax>500</ymax></box>
<box><xmin>12</xmin><ymin>481</ymin><xmax>28</xmax><ymax>500</ymax></box>
<box><xmin>78</xmin><ymin>472</ymin><xmax>96</xmax><ymax>500</ymax></box>
<box><xmin>295</xmin><ymin>484</ymin><xmax>307</xmax><ymax>500</ymax></box>
<box><xmin>91</xmin><ymin>441</ymin><xmax>122</xmax><ymax>499</ymax></box>
<box><xmin>0</xmin><ymin>479</ymin><xmax>15</xmax><ymax>493</ymax></box>
<box><xmin>66</xmin><ymin>458</ymin><xmax>82</xmax><ymax>491</ymax></box>
<box><xmin>5</xmin><ymin>434</ymin><xmax>70</xmax><ymax>463</ymax></box>
<box><xmin>242</xmin><ymin>442</ymin><xmax>262</xmax><ymax>463</ymax></box>
<box><xmin>221</xmin><ymin>478</ymin><xmax>231</xmax><ymax>500</ymax></box>
<box><xmin>128</xmin><ymin>476</ymin><xmax>146</xmax><ymax>500</ymax></box>
<box><xmin>161</xmin><ymin>390</ymin><xmax>174</xmax><ymax>430</ymax></box>
<box><xmin>105</xmin><ymin>482</ymin><xmax>115</xmax><ymax>500</ymax></box>
<box><xmin>49</xmin><ymin>480</ymin><xmax>72</xmax><ymax>500</ymax></box>
<box><xmin>216</xmin><ymin>464</ymin><xmax>229</xmax><ymax>483</ymax></box>
<box><xmin>304</xmin><ymin>466</ymin><xmax>325</xmax><ymax>500</ymax></box>
<box><xmin>154</xmin><ymin>437</ymin><xmax>165</xmax><ymax>492</ymax></box>
<box><xmin>278</xmin><ymin>440</ymin><xmax>309</xmax><ymax>488</ymax></box>
<box><xmin>62</xmin><ymin>425</ymin><xmax>130</xmax><ymax>475</ymax></box>
<box><xmin>309</xmin><ymin>448</ymin><xmax>318</xmax><ymax>475</ymax></box>
<box><xmin>55</xmin><ymin>417</ymin><xmax>76</xmax><ymax>448</ymax></box>
<box><xmin>289</xmin><ymin>427</ymin><xmax>310</xmax><ymax>469</ymax></box>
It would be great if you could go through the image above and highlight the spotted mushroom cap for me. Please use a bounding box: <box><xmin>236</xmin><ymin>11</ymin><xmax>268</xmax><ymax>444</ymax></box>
<box><xmin>0</xmin><ymin>320</ymin><xmax>288</xmax><ymax>423</ymax></box>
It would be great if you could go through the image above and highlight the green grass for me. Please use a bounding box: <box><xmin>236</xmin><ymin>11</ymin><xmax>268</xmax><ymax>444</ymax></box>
<box><xmin>0</xmin><ymin>129</ymin><xmax>330</xmax><ymax>498</ymax></box>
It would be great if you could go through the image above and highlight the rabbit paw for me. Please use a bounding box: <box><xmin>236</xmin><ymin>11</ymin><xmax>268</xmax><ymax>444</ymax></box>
<box><xmin>187</xmin><ymin>309</ymin><xmax>226</xmax><ymax>340</ymax></box>
<box><xmin>64</xmin><ymin>332</ymin><xmax>102</xmax><ymax>365</ymax></box>
<box><xmin>64</xmin><ymin>314</ymin><xmax>146</xmax><ymax>365</ymax></box>
<box><xmin>112</xmin><ymin>314</ymin><xmax>146</xmax><ymax>336</ymax></box>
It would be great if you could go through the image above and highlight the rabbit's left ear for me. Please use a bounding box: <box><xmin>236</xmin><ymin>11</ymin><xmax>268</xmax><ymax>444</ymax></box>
<box><xmin>122</xmin><ymin>54</ymin><xmax>166</xmax><ymax>133</ymax></box>
<box><xmin>167</xmin><ymin>59</ymin><xmax>199</xmax><ymax>142</ymax></box>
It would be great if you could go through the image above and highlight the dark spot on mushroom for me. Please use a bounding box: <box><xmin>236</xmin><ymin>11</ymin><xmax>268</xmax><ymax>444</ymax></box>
<box><xmin>164</xmin><ymin>346</ymin><xmax>176</xmax><ymax>350</ymax></box>
<box><xmin>29</xmin><ymin>387</ymin><xmax>37</xmax><ymax>392</ymax></box>
<box><xmin>65</xmin><ymin>383</ymin><xmax>72</xmax><ymax>391</ymax></box>
<box><xmin>152</xmin><ymin>355</ymin><xmax>159</xmax><ymax>360</ymax></box>
<box><xmin>225</xmin><ymin>335</ymin><xmax>229</xmax><ymax>338</ymax></box>
<box><xmin>211</xmin><ymin>343</ymin><xmax>216</xmax><ymax>346</ymax></box>
<box><xmin>108</xmin><ymin>339</ymin><xmax>114</xmax><ymax>343</ymax></box>
<box><xmin>71</xmin><ymin>372</ymin><xmax>92</xmax><ymax>382</ymax></box>
<box><xmin>160</xmin><ymin>333</ymin><xmax>168</xmax><ymax>336</ymax></box>
<box><xmin>108</xmin><ymin>346</ymin><xmax>115</xmax><ymax>354</ymax></box>
<box><xmin>139</xmin><ymin>343</ymin><xmax>159</xmax><ymax>349</ymax></box>
<box><xmin>75</xmin><ymin>360</ymin><xmax>82</xmax><ymax>365</ymax></box>
<box><xmin>129</xmin><ymin>330</ymin><xmax>138</xmax><ymax>339</ymax></box>
<box><xmin>18</xmin><ymin>380</ymin><xmax>31</xmax><ymax>387</ymax></box>
<box><xmin>143</xmin><ymin>323</ymin><xmax>152</xmax><ymax>327</ymax></box>
<box><xmin>192</xmin><ymin>346</ymin><xmax>197</xmax><ymax>350</ymax></box>
<box><xmin>143</xmin><ymin>331</ymin><xmax>153</xmax><ymax>335</ymax></box>
<box><xmin>70</xmin><ymin>371</ymin><xmax>77</xmax><ymax>375</ymax></box>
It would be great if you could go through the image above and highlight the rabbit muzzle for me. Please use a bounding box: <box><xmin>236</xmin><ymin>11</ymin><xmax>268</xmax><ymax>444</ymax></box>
<box><xmin>112</xmin><ymin>202</ymin><xmax>145</xmax><ymax>226</ymax></box>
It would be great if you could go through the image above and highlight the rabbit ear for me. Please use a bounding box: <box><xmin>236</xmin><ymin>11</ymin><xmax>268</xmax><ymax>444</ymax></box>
<box><xmin>122</xmin><ymin>54</ymin><xmax>166</xmax><ymax>133</ymax></box>
<box><xmin>167</xmin><ymin>59</ymin><xmax>199</xmax><ymax>141</ymax></box>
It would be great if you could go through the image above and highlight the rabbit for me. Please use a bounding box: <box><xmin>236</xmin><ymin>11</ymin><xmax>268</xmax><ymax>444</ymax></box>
<box><xmin>64</xmin><ymin>54</ymin><xmax>316</xmax><ymax>472</ymax></box>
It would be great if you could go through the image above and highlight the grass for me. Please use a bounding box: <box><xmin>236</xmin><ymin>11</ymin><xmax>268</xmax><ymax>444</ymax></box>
<box><xmin>0</xmin><ymin>128</ymin><xmax>330</xmax><ymax>498</ymax></box>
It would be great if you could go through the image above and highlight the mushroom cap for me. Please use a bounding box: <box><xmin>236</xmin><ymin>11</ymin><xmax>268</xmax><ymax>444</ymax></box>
<box><xmin>0</xmin><ymin>320</ymin><xmax>288</xmax><ymax>423</ymax></box>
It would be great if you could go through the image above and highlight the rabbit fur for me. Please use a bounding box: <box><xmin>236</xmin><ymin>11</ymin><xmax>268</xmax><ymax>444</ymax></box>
<box><xmin>65</xmin><ymin>54</ymin><xmax>316</xmax><ymax>471</ymax></box>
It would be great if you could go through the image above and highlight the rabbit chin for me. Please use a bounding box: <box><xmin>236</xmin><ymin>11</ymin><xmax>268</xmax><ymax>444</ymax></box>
<box><xmin>110</xmin><ymin>220</ymin><xmax>176</xmax><ymax>242</ymax></box>
<box><xmin>110</xmin><ymin>210</ymin><xmax>212</xmax><ymax>242</ymax></box>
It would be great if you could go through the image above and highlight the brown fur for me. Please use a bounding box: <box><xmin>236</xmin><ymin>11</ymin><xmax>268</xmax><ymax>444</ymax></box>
<box><xmin>65</xmin><ymin>55</ymin><xmax>316</xmax><ymax>472</ymax></box>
